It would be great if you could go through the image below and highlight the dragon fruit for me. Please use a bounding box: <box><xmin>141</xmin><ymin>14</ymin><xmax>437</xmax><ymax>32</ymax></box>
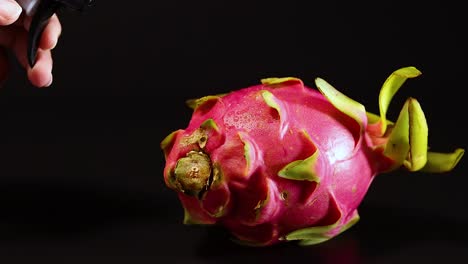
<box><xmin>161</xmin><ymin>66</ymin><xmax>464</xmax><ymax>246</ymax></box>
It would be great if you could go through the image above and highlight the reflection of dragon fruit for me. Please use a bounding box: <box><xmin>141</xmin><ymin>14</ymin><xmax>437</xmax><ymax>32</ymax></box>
<box><xmin>161</xmin><ymin>66</ymin><xmax>464</xmax><ymax>246</ymax></box>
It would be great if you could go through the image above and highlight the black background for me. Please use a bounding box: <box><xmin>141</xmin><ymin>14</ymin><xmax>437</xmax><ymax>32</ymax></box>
<box><xmin>0</xmin><ymin>1</ymin><xmax>467</xmax><ymax>263</ymax></box>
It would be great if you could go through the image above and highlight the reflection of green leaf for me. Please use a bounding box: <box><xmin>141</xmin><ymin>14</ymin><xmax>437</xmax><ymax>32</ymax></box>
<box><xmin>377</xmin><ymin>66</ymin><xmax>421</xmax><ymax>135</ymax></box>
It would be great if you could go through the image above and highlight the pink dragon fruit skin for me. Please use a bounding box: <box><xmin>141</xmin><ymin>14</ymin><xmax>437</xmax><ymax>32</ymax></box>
<box><xmin>161</xmin><ymin>66</ymin><xmax>464</xmax><ymax>246</ymax></box>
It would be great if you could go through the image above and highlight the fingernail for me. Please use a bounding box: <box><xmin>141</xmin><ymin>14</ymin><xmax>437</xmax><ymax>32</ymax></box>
<box><xmin>0</xmin><ymin>1</ymin><xmax>22</xmax><ymax>23</ymax></box>
<box><xmin>50</xmin><ymin>37</ymin><xmax>59</xmax><ymax>50</ymax></box>
<box><xmin>44</xmin><ymin>75</ymin><xmax>53</xmax><ymax>87</ymax></box>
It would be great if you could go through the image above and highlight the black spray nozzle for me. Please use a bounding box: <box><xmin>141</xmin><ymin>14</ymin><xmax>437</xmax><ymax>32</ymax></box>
<box><xmin>27</xmin><ymin>0</ymin><xmax>93</xmax><ymax>67</ymax></box>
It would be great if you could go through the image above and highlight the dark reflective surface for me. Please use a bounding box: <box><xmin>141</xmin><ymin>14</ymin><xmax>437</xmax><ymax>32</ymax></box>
<box><xmin>0</xmin><ymin>178</ymin><xmax>466</xmax><ymax>263</ymax></box>
<box><xmin>1</xmin><ymin>0</ymin><xmax>467</xmax><ymax>263</ymax></box>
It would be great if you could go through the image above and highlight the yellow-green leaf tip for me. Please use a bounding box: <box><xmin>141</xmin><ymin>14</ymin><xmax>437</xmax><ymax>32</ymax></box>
<box><xmin>261</xmin><ymin>77</ymin><xmax>303</xmax><ymax>86</ymax></box>
<box><xmin>315</xmin><ymin>77</ymin><xmax>366</xmax><ymax>146</ymax></box>
<box><xmin>278</xmin><ymin>151</ymin><xmax>321</xmax><ymax>182</ymax></box>
<box><xmin>378</xmin><ymin>66</ymin><xmax>422</xmax><ymax>135</ymax></box>
<box><xmin>421</xmin><ymin>148</ymin><xmax>465</xmax><ymax>173</ymax></box>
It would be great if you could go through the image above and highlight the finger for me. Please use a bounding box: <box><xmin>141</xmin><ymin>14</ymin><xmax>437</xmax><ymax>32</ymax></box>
<box><xmin>10</xmin><ymin>25</ymin><xmax>29</xmax><ymax>68</ymax></box>
<box><xmin>27</xmin><ymin>48</ymin><xmax>53</xmax><ymax>87</ymax></box>
<box><xmin>5</xmin><ymin>22</ymin><xmax>53</xmax><ymax>88</ymax></box>
<box><xmin>0</xmin><ymin>47</ymin><xmax>10</xmax><ymax>84</ymax></box>
<box><xmin>1</xmin><ymin>26</ymin><xmax>29</xmax><ymax>69</ymax></box>
<box><xmin>39</xmin><ymin>14</ymin><xmax>61</xmax><ymax>50</ymax></box>
<box><xmin>0</xmin><ymin>0</ymin><xmax>22</xmax><ymax>26</ymax></box>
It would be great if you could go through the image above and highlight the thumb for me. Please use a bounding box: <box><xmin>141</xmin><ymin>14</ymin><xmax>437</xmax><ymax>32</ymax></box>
<box><xmin>0</xmin><ymin>0</ymin><xmax>22</xmax><ymax>26</ymax></box>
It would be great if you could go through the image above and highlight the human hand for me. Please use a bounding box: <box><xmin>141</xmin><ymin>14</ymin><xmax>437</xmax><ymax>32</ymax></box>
<box><xmin>0</xmin><ymin>0</ymin><xmax>61</xmax><ymax>87</ymax></box>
